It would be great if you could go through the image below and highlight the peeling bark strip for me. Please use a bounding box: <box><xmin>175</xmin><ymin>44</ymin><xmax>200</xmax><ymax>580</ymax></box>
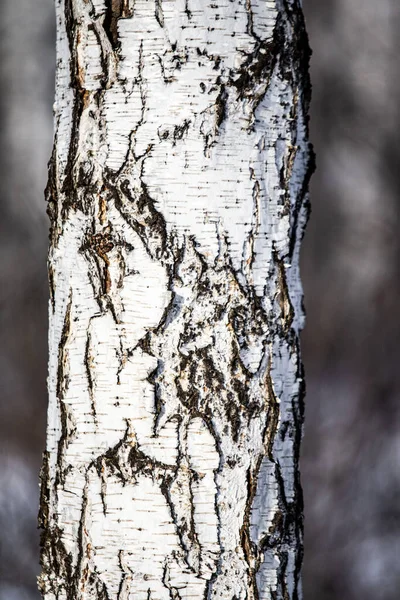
<box><xmin>40</xmin><ymin>1</ymin><xmax>313</xmax><ymax>599</ymax></box>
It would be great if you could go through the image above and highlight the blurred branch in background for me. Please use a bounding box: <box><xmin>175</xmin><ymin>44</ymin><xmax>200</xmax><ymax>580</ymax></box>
<box><xmin>0</xmin><ymin>1</ymin><xmax>399</xmax><ymax>599</ymax></box>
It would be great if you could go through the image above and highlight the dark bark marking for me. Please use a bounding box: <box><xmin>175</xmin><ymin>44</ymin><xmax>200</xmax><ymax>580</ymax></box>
<box><xmin>200</xmin><ymin>83</ymin><xmax>228</xmax><ymax>154</ymax></box>
<box><xmin>63</xmin><ymin>4</ymin><xmax>96</xmax><ymax>202</ymax></box>
<box><xmin>230</xmin><ymin>14</ymin><xmax>283</xmax><ymax>103</ymax></box>
<box><xmin>117</xmin><ymin>550</ymin><xmax>133</xmax><ymax>599</ymax></box>
<box><xmin>38</xmin><ymin>451</ymin><xmax>51</xmax><ymax>533</ymax></box>
<box><xmin>162</xmin><ymin>560</ymin><xmax>183</xmax><ymax>600</ymax></box>
<box><xmin>113</xmin><ymin>177</ymin><xmax>168</xmax><ymax>261</ymax></box>
<box><xmin>288</xmin><ymin>150</ymin><xmax>315</xmax><ymax>260</ymax></box>
<box><xmin>155</xmin><ymin>0</ymin><xmax>165</xmax><ymax>28</ymax></box>
<box><xmin>274</xmin><ymin>252</ymin><xmax>295</xmax><ymax>332</ymax></box>
<box><xmin>281</xmin><ymin>3</ymin><xmax>315</xmax><ymax>264</ymax></box>
<box><xmin>85</xmin><ymin>228</ymin><xmax>112</xmax><ymax>293</ymax></box>
<box><xmin>245</xmin><ymin>0</ymin><xmax>258</xmax><ymax>41</ymax></box>
<box><xmin>172</xmin><ymin>119</ymin><xmax>191</xmax><ymax>145</ymax></box>
<box><xmin>93</xmin><ymin>426</ymin><xmax>131</xmax><ymax>486</ymax></box>
<box><xmin>64</xmin><ymin>0</ymin><xmax>80</xmax><ymax>87</ymax></box>
<box><xmin>48</xmin><ymin>264</ymin><xmax>56</xmax><ymax>312</ymax></box>
<box><xmin>88</xmin><ymin>229</ymin><xmax>114</xmax><ymax>295</ymax></box>
<box><xmin>84</xmin><ymin>324</ymin><xmax>96</xmax><ymax>421</ymax></box>
<box><xmin>103</xmin><ymin>0</ymin><xmax>133</xmax><ymax>49</ymax></box>
<box><xmin>80</xmin><ymin>221</ymin><xmax>135</xmax><ymax>318</ymax></box>
<box><xmin>45</xmin><ymin>137</ymin><xmax>58</xmax><ymax>245</ymax></box>
<box><xmin>55</xmin><ymin>292</ymin><xmax>77</xmax><ymax>486</ymax></box>
<box><xmin>242</xmin><ymin>168</ymin><xmax>261</xmax><ymax>279</ymax></box>
<box><xmin>74</xmin><ymin>481</ymin><xmax>92</xmax><ymax>596</ymax></box>
<box><xmin>104</xmin><ymin>0</ymin><xmax>122</xmax><ymax>48</ymax></box>
<box><xmin>215</xmin><ymin>85</ymin><xmax>228</xmax><ymax>129</ymax></box>
<box><xmin>38</xmin><ymin>522</ymin><xmax>74</xmax><ymax>599</ymax></box>
<box><xmin>240</xmin><ymin>462</ymin><xmax>262</xmax><ymax>600</ymax></box>
<box><xmin>156</xmin><ymin>53</ymin><xmax>176</xmax><ymax>84</ymax></box>
<box><xmin>184</xmin><ymin>0</ymin><xmax>192</xmax><ymax>20</ymax></box>
<box><xmin>263</xmin><ymin>360</ymin><xmax>281</xmax><ymax>461</ymax></box>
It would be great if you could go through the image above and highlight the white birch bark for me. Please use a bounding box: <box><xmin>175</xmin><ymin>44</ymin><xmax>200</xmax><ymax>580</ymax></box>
<box><xmin>39</xmin><ymin>1</ymin><xmax>313</xmax><ymax>599</ymax></box>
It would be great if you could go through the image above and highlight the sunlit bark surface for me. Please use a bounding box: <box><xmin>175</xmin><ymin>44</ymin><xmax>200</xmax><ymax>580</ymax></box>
<box><xmin>39</xmin><ymin>1</ymin><xmax>313</xmax><ymax>598</ymax></box>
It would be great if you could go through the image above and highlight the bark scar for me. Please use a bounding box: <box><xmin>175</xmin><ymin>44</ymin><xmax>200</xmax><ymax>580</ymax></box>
<box><xmin>103</xmin><ymin>0</ymin><xmax>133</xmax><ymax>49</ymax></box>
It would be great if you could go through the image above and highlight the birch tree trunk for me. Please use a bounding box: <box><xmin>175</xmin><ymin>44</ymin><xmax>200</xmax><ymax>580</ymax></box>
<box><xmin>39</xmin><ymin>1</ymin><xmax>313</xmax><ymax>598</ymax></box>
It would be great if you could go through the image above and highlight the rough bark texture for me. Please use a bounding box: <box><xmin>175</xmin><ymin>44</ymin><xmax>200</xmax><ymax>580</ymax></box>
<box><xmin>39</xmin><ymin>1</ymin><xmax>313</xmax><ymax>598</ymax></box>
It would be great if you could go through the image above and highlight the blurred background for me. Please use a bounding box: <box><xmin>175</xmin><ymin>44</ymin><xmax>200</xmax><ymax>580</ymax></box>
<box><xmin>1</xmin><ymin>0</ymin><xmax>399</xmax><ymax>598</ymax></box>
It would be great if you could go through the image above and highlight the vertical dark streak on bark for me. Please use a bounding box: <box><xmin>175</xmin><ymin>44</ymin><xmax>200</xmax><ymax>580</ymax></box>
<box><xmin>80</xmin><ymin>228</ymin><xmax>123</xmax><ymax>323</ymax></box>
<box><xmin>48</xmin><ymin>264</ymin><xmax>56</xmax><ymax>312</ymax></box>
<box><xmin>263</xmin><ymin>359</ymin><xmax>281</xmax><ymax>462</ymax></box>
<box><xmin>64</xmin><ymin>0</ymin><xmax>79</xmax><ymax>87</ymax></box>
<box><xmin>276</xmin><ymin>551</ymin><xmax>290</xmax><ymax>600</ymax></box>
<box><xmin>215</xmin><ymin>85</ymin><xmax>228</xmax><ymax>129</ymax></box>
<box><xmin>162</xmin><ymin>560</ymin><xmax>183</xmax><ymax>600</ymax></box>
<box><xmin>288</xmin><ymin>159</ymin><xmax>314</xmax><ymax>260</ymax></box>
<box><xmin>45</xmin><ymin>131</ymin><xmax>59</xmax><ymax>245</ymax></box>
<box><xmin>146</xmin><ymin>359</ymin><xmax>164</xmax><ymax>436</ymax></box>
<box><xmin>281</xmin><ymin>2</ymin><xmax>315</xmax><ymax>260</ymax></box>
<box><xmin>279</xmin><ymin>138</ymin><xmax>297</xmax><ymax>216</ymax></box>
<box><xmin>184</xmin><ymin>0</ymin><xmax>192</xmax><ymax>20</ymax></box>
<box><xmin>74</xmin><ymin>479</ymin><xmax>89</xmax><ymax>596</ymax></box>
<box><xmin>56</xmin><ymin>291</ymin><xmax>74</xmax><ymax>486</ymax></box>
<box><xmin>38</xmin><ymin>451</ymin><xmax>51</xmax><ymax>533</ymax></box>
<box><xmin>274</xmin><ymin>251</ymin><xmax>295</xmax><ymax>332</ymax></box>
<box><xmin>160</xmin><ymin>419</ymin><xmax>201</xmax><ymax>574</ymax></box>
<box><xmin>242</xmin><ymin>167</ymin><xmax>261</xmax><ymax>281</ymax></box>
<box><xmin>155</xmin><ymin>0</ymin><xmax>165</xmax><ymax>28</ymax></box>
<box><xmin>116</xmin><ymin>335</ymin><xmax>126</xmax><ymax>385</ymax></box>
<box><xmin>203</xmin><ymin>424</ymin><xmax>224</xmax><ymax>600</ymax></box>
<box><xmin>270</xmin><ymin>454</ymin><xmax>303</xmax><ymax>599</ymax></box>
<box><xmin>62</xmin><ymin>0</ymin><xmax>85</xmax><ymax>215</ymax></box>
<box><xmin>245</xmin><ymin>0</ymin><xmax>259</xmax><ymax>42</ymax></box>
<box><xmin>183</xmin><ymin>481</ymin><xmax>202</xmax><ymax>572</ymax></box>
<box><xmin>104</xmin><ymin>0</ymin><xmax>123</xmax><ymax>49</ymax></box>
<box><xmin>117</xmin><ymin>550</ymin><xmax>133</xmax><ymax>599</ymax></box>
<box><xmin>90</xmin><ymin>22</ymin><xmax>114</xmax><ymax>89</ymax></box>
<box><xmin>94</xmin><ymin>455</ymin><xmax>109</xmax><ymax>517</ymax></box>
<box><xmin>290</xmin><ymin>344</ymin><xmax>306</xmax><ymax>600</ymax></box>
<box><xmin>240</xmin><ymin>462</ymin><xmax>261</xmax><ymax>600</ymax></box>
<box><xmin>137</xmin><ymin>39</ymin><xmax>147</xmax><ymax>131</ymax></box>
<box><xmin>88</xmin><ymin>229</ymin><xmax>115</xmax><ymax>296</ymax></box>
<box><xmin>84</xmin><ymin>325</ymin><xmax>96</xmax><ymax>421</ymax></box>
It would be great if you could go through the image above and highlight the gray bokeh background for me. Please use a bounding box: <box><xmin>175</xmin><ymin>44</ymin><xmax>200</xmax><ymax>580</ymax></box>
<box><xmin>1</xmin><ymin>1</ymin><xmax>399</xmax><ymax>599</ymax></box>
